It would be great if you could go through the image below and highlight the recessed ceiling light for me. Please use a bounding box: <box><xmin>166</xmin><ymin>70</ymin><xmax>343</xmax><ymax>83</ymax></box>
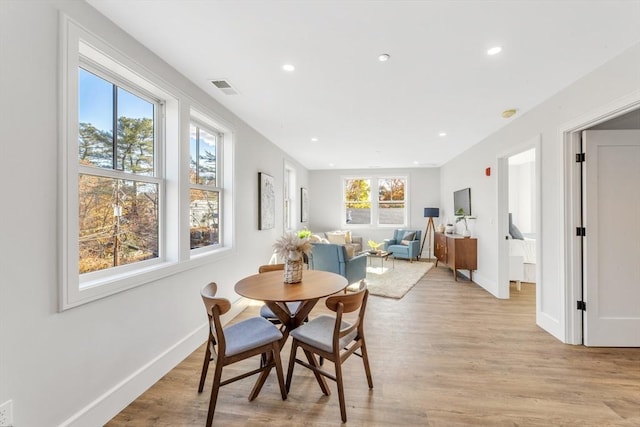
<box><xmin>378</xmin><ymin>53</ymin><xmax>390</xmax><ymax>62</ymax></box>
<box><xmin>311</xmin><ymin>137</ymin><xmax>318</xmax><ymax>142</ymax></box>
<box><xmin>501</xmin><ymin>108</ymin><xmax>517</xmax><ymax>118</ymax></box>
<box><xmin>413</xmin><ymin>161</ymin><xmax>420</xmax><ymax>165</ymax></box>
<box><xmin>282</xmin><ymin>64</ymin><xmax>295</xmax><ymax>72</ymax></box>
<box><xmin>439</xmin><ymin>132</ymin><xmax>447</xmax><ymax>137</ymax></box>
<box><xmin>487</xmin><ymin>46</ymin><xmax>502</xmax><ymax>56</ymax></box>
<box><xmin>329</xmin><ymin>163</ymin><xmax>335</xmax><ymax>167</ymax></box>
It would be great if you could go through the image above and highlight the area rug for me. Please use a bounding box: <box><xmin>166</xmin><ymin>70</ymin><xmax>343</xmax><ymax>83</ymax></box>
<box><xmin>357</xmin><ymin>260</ymin><xmax>433</xmax><ymax>299</ymax></box>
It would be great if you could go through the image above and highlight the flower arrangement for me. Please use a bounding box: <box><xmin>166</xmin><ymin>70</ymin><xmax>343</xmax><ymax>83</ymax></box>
<box><xmin>273</xmin><ymin>232</ymin><xmax>313</xmax><ymax>262</ymax></box>
<box><xmin>367</xmin><ymin>239</ymin><xmax>384</xmax><ymax>252</ymax></box>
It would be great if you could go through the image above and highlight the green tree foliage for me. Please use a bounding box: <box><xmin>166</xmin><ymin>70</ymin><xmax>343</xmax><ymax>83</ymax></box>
<box><xmin>345</xmin><ymin>179</ymin><xmax>371</xmax><ymax>209</ymax></box>
<box><xmin>378</xmin><ymin>178</ymin><xmax>405</xmax><ymax>208</ymax></box>
<box><xmin>78</xmin><ymin>116</ymin><xmax>157</xmax><ymax>273</ymax></box>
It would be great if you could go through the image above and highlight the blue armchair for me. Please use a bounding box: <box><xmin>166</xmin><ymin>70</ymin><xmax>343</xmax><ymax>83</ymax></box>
<box><xmin>309</xmin><ymin>243</ymin><xmax>367</xmax><ymax>285</ymax></box>
<box><xmin>384</xmin><ymin>229</ymin><xmax>422</xmax><ymax>262</ymax></box>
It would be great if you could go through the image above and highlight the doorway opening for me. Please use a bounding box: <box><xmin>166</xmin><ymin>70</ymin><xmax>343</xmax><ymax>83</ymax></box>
<box><xmin>497</xmin><ymin>136</ymin><xmax>541</xmax><ymax>306</ymax></box>
<box><xmin>507</xmin><ymin>149</ymin><xmax>537</xmax><ymax>296</ymax></box>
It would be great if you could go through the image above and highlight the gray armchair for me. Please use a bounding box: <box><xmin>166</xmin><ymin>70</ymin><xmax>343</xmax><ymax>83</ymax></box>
<box><xmin>384</xmin><ymin>229</ymin><xmax>422</xmax><ymax>261</ymax></box>
<box><xmin>309</xmin><ymin>243</ymin><xmax>367</xmax><ymax>284</ymax></box>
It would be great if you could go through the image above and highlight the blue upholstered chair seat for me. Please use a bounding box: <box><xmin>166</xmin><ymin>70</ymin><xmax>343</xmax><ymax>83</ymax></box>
<box><xmin>259</xmin><ymin>302</ymin><xmax>302</xmax><ymax>319</ymax></box>
<box><xmin>222</xmin><ymin>316</ymin><xmax>283</xmax><ymax>357</ymax></box>
<box><xmin>290</xmin><ymin>315</ymin><xmax>357</xmax><ymax>353</ymax></box>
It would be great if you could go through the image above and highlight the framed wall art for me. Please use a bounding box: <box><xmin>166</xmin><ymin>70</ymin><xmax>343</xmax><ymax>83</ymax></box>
<box><xmin>300</xmin><ymin>187</ymin><xmax>309</xmax><ymax>222</ymax></box>
<box><xmin>258</xmin><ymin>172</ymin><xmax>275</xmax><ymax>230</ymax></box>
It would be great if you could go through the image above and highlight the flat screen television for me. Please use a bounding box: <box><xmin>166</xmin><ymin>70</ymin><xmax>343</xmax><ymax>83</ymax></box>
<box><xmin>453</xmin><ymin>188</ymin><xmax>471</xmax><ymax>216</ymax></box>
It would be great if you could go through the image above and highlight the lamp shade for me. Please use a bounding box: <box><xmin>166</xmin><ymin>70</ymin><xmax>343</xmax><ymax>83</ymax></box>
<box><xmin>424</xmin><ymin>207</ymin><xmax>439</xmax><ymax>218</ymax></box>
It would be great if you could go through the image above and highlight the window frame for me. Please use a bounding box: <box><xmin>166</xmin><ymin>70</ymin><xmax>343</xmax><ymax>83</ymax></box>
<box><xmin>342</xmin><ymin>175</ymin><xmax>408</xmax><ymax>228</ymax></box>
<box><xmin>60</xmin><ymin>17</ymin><xmax>235</xmax><ymax>310</ymax></box>
<box><xmin>189</xmin><ymin>119</ymin><xmax>223</xmax><ymax>254</ymax></box>
<box><xmin>77</xmin><ymin>61</ymin><xmax>164</xmax><ymax>280</ymax></box>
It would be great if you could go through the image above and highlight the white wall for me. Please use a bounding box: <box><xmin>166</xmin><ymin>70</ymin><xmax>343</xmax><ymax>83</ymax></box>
<box><xmin>309</xmin><ymin>168</ymin><xmax>440</xmax><ymax>254</ymax></box>
<box><xmin>440</xmin><ymin>41</ymin><xmax>640</xmax><ymax>341</ymax></box>
<box><xmin>0</xmin><ymin>1</ymin><xmax>308</xmax><ymax>426</ymax></box>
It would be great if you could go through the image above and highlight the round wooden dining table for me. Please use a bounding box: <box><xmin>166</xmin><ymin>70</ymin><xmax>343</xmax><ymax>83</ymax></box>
<box><xmin>235</xmin><ymin>269</ymin><xmax>347</xmax><ymax>400</ymax></box>
<box><xmin>235</xmin><ymin>269</ymin><xmax>348</xmax><ymax>332</ymax></box>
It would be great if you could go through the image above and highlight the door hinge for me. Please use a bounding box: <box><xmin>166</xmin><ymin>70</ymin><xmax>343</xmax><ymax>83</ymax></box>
<box><xmin>577</xmin><ymin>300</ymin><xmax>586</xmax><ymax>311</ymax></box>
<box><xmin>576</xmin><ymin>152</ymin><xmax>585</xmax><ymax>163</ymax></box>
<box><xmin>576</xmin><ymin>227</ymin><xmax>586</xmax><ymax>237</ymax></box>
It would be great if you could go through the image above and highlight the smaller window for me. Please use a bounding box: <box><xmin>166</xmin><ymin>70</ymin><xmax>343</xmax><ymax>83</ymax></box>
<box><xmin>189</xmin><ymin>123</ymin><xmax>221</xmax><ymax>249</ymax></box>
<box><xmin>344</xmin><ymin>178</ymin><xmax>371</xmax><ymax>224</ymax></box>
<box><xmin>378</xmin><ymin>178</ymin><xmax>406</xmax><ymax>225</ymax></box>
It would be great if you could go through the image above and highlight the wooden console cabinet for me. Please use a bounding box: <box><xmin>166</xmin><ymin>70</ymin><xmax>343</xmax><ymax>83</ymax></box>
<box><xmin>434</xmin><ymin>232</ymin><xmax>477</xmax><ymax>281</ymax></box>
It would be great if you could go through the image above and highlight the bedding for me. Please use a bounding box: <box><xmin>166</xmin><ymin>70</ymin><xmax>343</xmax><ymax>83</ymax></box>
<box><xmin>509</xmin><ymin>237</ymin><xmax>536</xmax><ymax>283</ymax></box>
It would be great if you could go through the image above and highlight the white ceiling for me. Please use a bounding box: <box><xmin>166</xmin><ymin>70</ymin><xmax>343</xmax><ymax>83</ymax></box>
<box><xmin>87</xmin><ymin>0</ymin><xmax>640</xmax><ymax>170</ymax></box>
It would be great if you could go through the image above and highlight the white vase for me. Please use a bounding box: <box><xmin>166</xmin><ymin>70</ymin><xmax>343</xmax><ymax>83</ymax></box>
<box><xmin>462</xmin><ymin>228</ymin><xmax>471</xmax><ymax>237</ymax></box>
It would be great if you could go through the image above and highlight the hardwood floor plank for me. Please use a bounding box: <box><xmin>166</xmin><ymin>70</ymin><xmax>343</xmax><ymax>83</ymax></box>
<box><xmin>107</xmin><ymin>264</ymin><xmax>640</xmax><ymax>426</ymax></box>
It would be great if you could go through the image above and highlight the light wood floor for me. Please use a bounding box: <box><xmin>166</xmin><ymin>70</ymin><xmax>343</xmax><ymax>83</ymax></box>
<box><xmin>107</xmin><ymin>264</ymin><xmax>640</xmax><ymax>426</ymax></box>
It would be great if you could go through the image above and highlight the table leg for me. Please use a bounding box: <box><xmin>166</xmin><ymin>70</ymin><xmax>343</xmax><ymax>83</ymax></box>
<box><xmin>248</xmin><ymin>298</ymin><xmax>321</xmax><ymax>401</ymax></box>
<box><xmin>303</xmin><ymin>348</ymin><xmax>331</xmax><ymax>395</ymax></box>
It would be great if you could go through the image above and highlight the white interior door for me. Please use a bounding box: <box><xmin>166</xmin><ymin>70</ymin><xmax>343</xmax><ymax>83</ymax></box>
<box><xmin>583</xmin><ymin>130</ymin><xmax>640</xmax><ymax>346</ymax></box>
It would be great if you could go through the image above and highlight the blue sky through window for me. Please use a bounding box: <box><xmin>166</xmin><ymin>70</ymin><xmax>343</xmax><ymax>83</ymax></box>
<box><xmin>79</xmin><ymin>67</ymin><xmax>153</xmax><ymax>132</ymax></box>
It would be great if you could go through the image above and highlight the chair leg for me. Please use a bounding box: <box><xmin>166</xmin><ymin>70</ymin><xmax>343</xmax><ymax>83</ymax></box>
<box><xmin>359</xmin><ymin>338</ymin><xmax>374</xmax><ymax>389</ymax></box>
<box><xmin>303</xmin><ymin>349</ymin><xmax>331</xmax><ymax>396</ymax></box>
<box><xmin>249</xmin><ymin>352</ymin><xmax>274</xmax><ymax>401</ymax></box>
<box><xmin>335</xmin><ymin>360</ymin><xmax>347</xmax><ymax>422</ymax></box>
<box><xmin>206</xmin><ymin>359</ymin><xmax>224</xmax><ymax>427</ymax></box>
<box><xmin>198</xmin><ymin>343</ymin><xmax>211</xmax><ymax>393</ymax></box>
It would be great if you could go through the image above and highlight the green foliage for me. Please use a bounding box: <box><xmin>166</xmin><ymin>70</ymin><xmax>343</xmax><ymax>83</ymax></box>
<box><xmin>345</xmin><ymin>179</ymin><xmax>371</xmax><ymax>209</ymax></box>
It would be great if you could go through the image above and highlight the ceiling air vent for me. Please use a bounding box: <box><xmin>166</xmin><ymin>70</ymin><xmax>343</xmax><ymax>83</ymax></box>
<box><xmin>210</xmin><ymin>79</ymin><xmax>239</xmax><ymax>95</ymax></box>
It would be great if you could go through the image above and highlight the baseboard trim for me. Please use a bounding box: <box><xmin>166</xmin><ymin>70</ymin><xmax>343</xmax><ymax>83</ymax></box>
<box><xmin>59</xmin><ymin>298</ymin><xmax>250</xmax><ymax>427</ymax></box>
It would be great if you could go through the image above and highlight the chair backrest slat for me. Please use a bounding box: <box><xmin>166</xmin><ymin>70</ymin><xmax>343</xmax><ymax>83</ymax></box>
<box><xmin>258</xmin><ymin>264</ymin><xmax>285</xmax><ymax>273</ymax></box>
<box><xmin>326</xmin><ymin>283</ymin><xmax>366</xmax><ymax>314</ymax></box>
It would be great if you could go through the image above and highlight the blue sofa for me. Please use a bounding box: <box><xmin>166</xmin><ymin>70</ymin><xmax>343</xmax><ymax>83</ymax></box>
<box><xmin>309</xmin><ymin>242</ymin><xmax>367</xmax><ymax>285</ymax></box>
<box><xmin>384</xmin><ymin>229</ymin><xmax>422</xmax><ymax>261</ymax></box>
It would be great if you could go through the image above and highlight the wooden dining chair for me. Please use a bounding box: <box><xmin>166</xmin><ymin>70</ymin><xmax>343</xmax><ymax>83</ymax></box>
<box><xmin>285</xmin><ymin>281</ymin><xmax>373</xmax><ymax>422</ymax></box>
<box><xmin>198</xmin><ymin>282</ymin><xmax>287</xmax><ymax>427</ymax></box>
<box><xmin>258</xmin><ymin>264</ymin><xmax>302</xmax><ymax>323</ymax></box>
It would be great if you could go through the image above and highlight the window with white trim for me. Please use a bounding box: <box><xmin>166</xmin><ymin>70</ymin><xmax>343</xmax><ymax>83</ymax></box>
<box><xmin>78</xmin><ymin>66</ymin><xmax>161</xmax><ymax>273</ymax></box>
<box><xmin>61</xmin><ymin>18</ymin><xmax>234</xmax><ymax>310</ymax></box>
<box><xmin>343</xmin><ymin>176</ymin><xmax>407</xmax><ymax>226</ymax></box>
<box><xmin>189</xmin><ymin>122</ymin><xmax>221</xmax><ymax>249</ymax></box>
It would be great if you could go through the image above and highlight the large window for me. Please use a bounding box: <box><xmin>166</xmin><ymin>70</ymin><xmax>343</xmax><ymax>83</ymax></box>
<box><xmin>344</xmin><ymin>177</ymin><xmax>407</xmax><ymax>226</ymax></box>
<box><xmin>61</xmin><ymin>20</ymin><xmax>234</xmax><ymax>309</ymax></box>
<box><xmin>78</xmin><ymin>66</ymin><xmax>161</xmax><ymax>274</ymax></box>
<box><xmin>189</xmin><ymin>123</ymin><xmax>221</xmax><ymax>249</ymax></box>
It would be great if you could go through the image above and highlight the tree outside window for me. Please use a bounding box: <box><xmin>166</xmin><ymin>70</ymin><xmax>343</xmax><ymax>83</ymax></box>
<box><xmin>78</xmin><ymin>67</ymin><xmax>159</xmax><ymax>274</ymax></box>
<box><xmin>189</xmin><ymin>123</ymin><xmax>221</xmax><ymax>249</ymax></box>
<box><xmin>344</xmin><ymin>178</ymin><xmax>371</xmax><ymax>224</ymax></box>
<box><xmin>343</xmin><ymin>177</ymin><xmax>407</xmax><ymax>226</ymax></box>
<box><xmin>378</xmin><ymin>178</ymin><xmax>406</xmax><ymax>225</ymax></box>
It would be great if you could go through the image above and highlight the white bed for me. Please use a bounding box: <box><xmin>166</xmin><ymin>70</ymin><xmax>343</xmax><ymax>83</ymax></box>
<box><xmin>509</xmin><ymin>237</ymin><xmax>536</xmax><ymax>285</ymax></box>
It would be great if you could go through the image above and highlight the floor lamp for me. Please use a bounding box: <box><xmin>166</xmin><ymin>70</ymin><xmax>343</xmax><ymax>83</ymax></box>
<box><xmin>420</xmin><ymin>208</ymin><xmax>439</xmax><ymax>260</ymax></box>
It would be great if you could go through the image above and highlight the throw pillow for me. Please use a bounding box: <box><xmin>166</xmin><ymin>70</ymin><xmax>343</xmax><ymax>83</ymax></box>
<box><xmin>344</xmin><ymin>230</ymin><xmax>352</xmax><ymax>244</ymax></box>
<box><xmin>402</xmin><ymin>231</ymin><xmax>416</xmax><ymax>241</ymax></box>
<box><xmin>509</xmin><ymin>213</ymin><xmax>524</xmax><ymax>240</ymax></box>
<box><xmin>326</xmin><ymin>232</ymin><xmax>346</xmax><ymax>245</ymax></box>
<box><xmin>400</xmin><ymin>239</ymin><xmax>412</xmax><ymax>246</ymax></box>
<box><xmin>344</xmin><ymin>244</ymin><xmax>355</xmax><ymax>259</ymax></box>
<box><xmin>510</xmin><ymin>223</ymin><xmax>524</xmax><ymax>240</ymax></box>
